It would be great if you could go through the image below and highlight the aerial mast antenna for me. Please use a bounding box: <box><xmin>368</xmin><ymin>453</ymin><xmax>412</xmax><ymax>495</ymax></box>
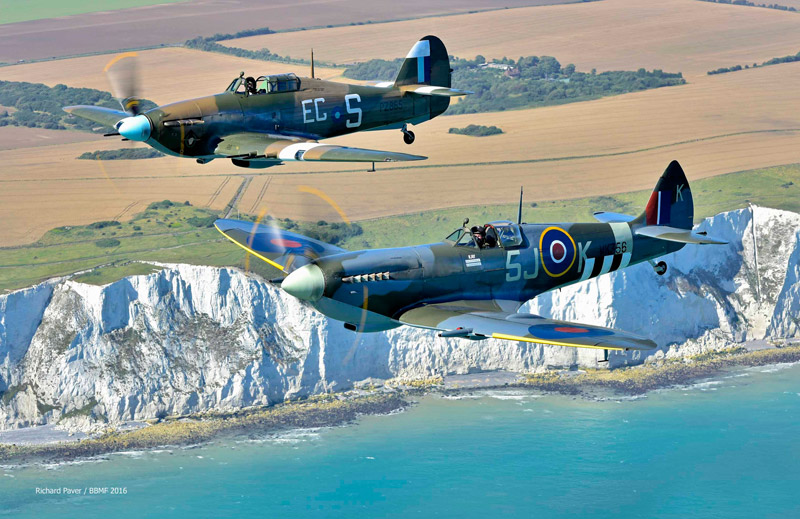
<box><xmin>517</xmin><ymin>186</ymin><xmax>523</xmax><ymax>224</ymax></box>
<box><xmin>311</xmin><ymin>48</ymin><xmax>315</xmax><ymax>79</ymax></box>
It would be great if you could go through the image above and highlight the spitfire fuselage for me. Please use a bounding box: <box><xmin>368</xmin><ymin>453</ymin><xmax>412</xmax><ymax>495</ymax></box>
<box><xmin>304</xmin><ymin>221</ymin><xmax>683</xmax><ymax>332</ymax></box>
<box><xmin>140</xmin><ymin>78</ymin><xmax>448</xmax><ymax>160</ymax></box>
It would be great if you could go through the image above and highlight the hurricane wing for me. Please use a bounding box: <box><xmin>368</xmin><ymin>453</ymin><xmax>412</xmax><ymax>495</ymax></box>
<box><xmin>215</xmin><ymin>132</ymin><xmax>426</xmax><ymax>162</ymax></box>
<box><xmin>399</xmin><ymin>84</ymin><xmax>473</xmax><ymax>97</ymax></box>
<box><xmin>63</xmin><ymin>105</ymin><xmax>129</xmax><ymax>128</ymax></box>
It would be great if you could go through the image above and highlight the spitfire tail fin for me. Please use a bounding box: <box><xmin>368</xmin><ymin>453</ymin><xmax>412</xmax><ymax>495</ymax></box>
<box><xmin>635</xmin><ymin>160</ymin><xmax>694</xmax><ymax>230</ymax></box>
<box><xmin>394</xmin><ymin>35</ymin><xmax>451</xmax><ymax>87</ymax></box>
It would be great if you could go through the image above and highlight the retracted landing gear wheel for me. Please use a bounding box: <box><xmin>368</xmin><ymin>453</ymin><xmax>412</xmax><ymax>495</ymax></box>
<box><xmin>654</xmin><ymin>261</ymin><xmax>667</xmax><ymax>276</ymax></box>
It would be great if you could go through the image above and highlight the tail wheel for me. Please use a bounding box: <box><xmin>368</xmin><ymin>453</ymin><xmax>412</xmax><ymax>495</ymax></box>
<box><xmin>654</xmin><ymin>261</ymin><xmax>667</xmax><ymax>276</ymax></box>
<box><xmin>403</xmin><ymin>130</ymin><xmax>415</xmax><ymax>145</ymax></box>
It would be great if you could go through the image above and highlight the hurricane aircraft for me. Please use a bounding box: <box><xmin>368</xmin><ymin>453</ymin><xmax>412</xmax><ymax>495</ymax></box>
<box><xmin>63</xmin><ymin>35</ymin><xmax>469</xmax><ymax>169</ymax></box>
<box><xmin>215</xmin><ymin>161</ymin><xmax>726</xmax><ymax>360</ymax></box>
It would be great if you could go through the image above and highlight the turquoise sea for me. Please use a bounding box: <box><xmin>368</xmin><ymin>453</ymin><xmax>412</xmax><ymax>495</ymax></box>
<box><xmin>2</xmin><ymin>363</ymin><xmax>799</xmax><ymax>518</ymax></box>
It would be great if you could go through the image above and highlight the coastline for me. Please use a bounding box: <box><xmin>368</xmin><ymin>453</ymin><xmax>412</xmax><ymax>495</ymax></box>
<box><xmin>2</xmin><ymin>344</ymin><xmax>800</xmax><ymax>465</ymax></box>
<box><xmin>519</xmin><ymin>344</ymin><xmax>800</xmax><ymax>397</ymax></box>
<box><xmin>0</xmin><ymin>393</ymin><xmax>409</xmax><ymax>466</ymax></box>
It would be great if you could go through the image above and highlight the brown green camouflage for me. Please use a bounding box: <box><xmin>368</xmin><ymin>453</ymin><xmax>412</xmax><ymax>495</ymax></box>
<box><xmin>65</xmin><ymin>36</ymin><xmax>463</xmax><ymax>168</ymax></box>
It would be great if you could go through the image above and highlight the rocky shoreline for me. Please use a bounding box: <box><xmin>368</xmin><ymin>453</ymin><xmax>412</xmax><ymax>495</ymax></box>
<box><xmin>518</xmin><ymin>344</ymin><xmax>800</xmax><ymax>397</ymax></box>
<box><xmin>2</xmin><ymin>345</ymin><xmax>799</xmax><ymax>466</ymax></box>
<box><xmin>0</xmin><ymin>393</ymin><xmax>409</xmax><ymax>466</ymax></box>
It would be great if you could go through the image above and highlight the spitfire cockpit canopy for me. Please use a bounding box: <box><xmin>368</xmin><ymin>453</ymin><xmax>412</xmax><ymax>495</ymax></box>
<box><xmin>445</xmin><ymin>220</ymin><xmax>524</xmax><ymax>249</ymax></box>
<box><xmin>488</xmin><ymin>221</ymin><xmax>524</xmax><ymax>248</ymax></box>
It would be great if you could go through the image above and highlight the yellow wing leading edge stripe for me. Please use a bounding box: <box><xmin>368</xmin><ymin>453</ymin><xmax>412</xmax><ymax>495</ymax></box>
<box><xmin>491</xmin><ymin>333</ymin><xmax>625</xmax><ymax>351</ymax></box>
<box><xmin>214</xmin><ymin>223</ymin><xmax>287</xmax><ymax>273</ymax></box>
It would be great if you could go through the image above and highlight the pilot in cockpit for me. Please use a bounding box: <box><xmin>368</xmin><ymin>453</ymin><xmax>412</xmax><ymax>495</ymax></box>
<box><xmin>245</xmin><ymin>76</ymin><xmax>257</xmax><ymax>95</ymax></box>
<box><xmin>471</xmin><ymin>226</ymin><xmax>485</xmax><ymax>248</ymax></box>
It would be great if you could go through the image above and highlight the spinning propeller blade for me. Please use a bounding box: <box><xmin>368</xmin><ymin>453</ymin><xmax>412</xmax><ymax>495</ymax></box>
<box><xmin>104</xmin><ymin>52</ymin><xmax>141</xmax><ymax>116</ymax></box>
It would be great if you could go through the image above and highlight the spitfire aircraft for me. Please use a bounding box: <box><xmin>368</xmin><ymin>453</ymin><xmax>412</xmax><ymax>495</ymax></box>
<box><xmin>63</xmin><ymin>36</ymin><xmax>469</xmax><ymax>169</ymax></box>
<box><xmin>215</xmin><ymin>161</ymin><xmax>726</xmax><ymax>359</ymax></box>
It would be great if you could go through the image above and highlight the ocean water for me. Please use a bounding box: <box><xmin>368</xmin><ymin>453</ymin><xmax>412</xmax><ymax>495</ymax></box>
<box><xmin>2</xmin><ymin>364</ymin><xmax>800</xmax><ymax>518</ymax></box>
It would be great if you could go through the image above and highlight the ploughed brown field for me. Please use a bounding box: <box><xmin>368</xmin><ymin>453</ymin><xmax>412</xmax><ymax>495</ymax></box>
<box><xmin>0</xmin><ymin>48</ymin><xmax>342</xmax><ymax>106</ymax></box>
<box><xmin>226</xmin><ymin>0</ymin><xmax>800</xmax><ymax>79</ymax></box>
<box><xmin>1</xmin><ymin>0</ymin><xmax>800</xmax><ymax>246</ymax></box>
<box><xmin>0</xmin><ymin>0</ymin><xmax>569</xmax><ymax>63</ymax></box>
<box><xmin>0</xmin><ymin>126</ymin><xmax>103</xmax><ymax>151</ymax></box>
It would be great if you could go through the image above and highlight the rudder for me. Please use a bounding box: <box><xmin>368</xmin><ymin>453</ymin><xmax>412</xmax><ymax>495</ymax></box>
<box><xmin>640</xmin><ymin>160</ymin><xmax>694</xmax><ymax>230</ymax></box>
<box><xmin>394</xmin><ymin>35</ymin><xmax>451</xmax><ymax>87</ymax></box>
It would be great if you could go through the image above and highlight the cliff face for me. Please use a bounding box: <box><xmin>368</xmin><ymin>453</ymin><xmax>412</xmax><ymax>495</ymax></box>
<box><xmin>0</xmin><ymin>207</ymin><xmax>797</xmax><ymax>431</ymax></box>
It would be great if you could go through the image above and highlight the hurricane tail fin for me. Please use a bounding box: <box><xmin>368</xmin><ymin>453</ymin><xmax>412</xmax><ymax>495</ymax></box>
<box><xmin>394</xmin><ymin>35</ymin><xmax>451</xmax><ymax>87</ymax></box>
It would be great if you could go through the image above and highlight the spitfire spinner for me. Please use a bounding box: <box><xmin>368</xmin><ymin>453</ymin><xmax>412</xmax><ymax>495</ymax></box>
<box><xmin>216</xmin><ymin>161</ymin><xmax>726</xmax><ymax>359</ymax></box>
<box><xmin>63</xmin><ymin>35</ymin><xmax>469</xmax><ymax>169</ymax></box>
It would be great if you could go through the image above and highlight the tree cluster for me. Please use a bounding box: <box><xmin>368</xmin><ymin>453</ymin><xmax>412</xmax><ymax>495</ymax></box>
<box><xmin>203</xmin><ymin>27</ymin><xmax>274</xmax><ymax>42</ymax></box>
<box><xmin>343</xmin><ymin>56</ymin><xmax>685</xmax><ymax>114</ymax></box>
<box><xmin>698</xmin><ymin>0</ymin><xmax>796</xmax><ymax>12</ymax></box>
<box><xmin>342</xmin><ymin>58</ymin><xmax>404</xmax><ymax>81</ymax></box>
<box><xmin>707</xmin><ymin>50</ymin><xmax>800</xmax><ymax>75</ymax></box>
<box><xmin>184</xmin><ymin>37</ymin><xmax>300</xmax><ymax>64</ymax></box>
<box><xmin>448</xmin><ymin>124</ymin><xmax>504</xmax><ymax>136</ymax></box>
<box><xmin>0</xmin><ymin>81</ymin><xmax>156</xmax><ymax>131</ymax></box>
<box><xmin>449</xmin><ymin>58</ymin><xmax>684</xmax><ymax>114</ymax></box>
<box><xmin>78</xmin><ymin>149</ymin><xmax>164</xmax><ymax>160</ymax></box>
<box><xmin>275</xmin><ymin>218</ymin><xmax>363</xmax><ymax>245</ymax></box>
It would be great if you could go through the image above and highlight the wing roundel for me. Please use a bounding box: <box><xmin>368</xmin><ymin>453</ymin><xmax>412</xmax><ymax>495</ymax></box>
<box><xmin>399</xmin><ymin>301</ymin><xmax>656</xmax><ymax>351</ymax></box>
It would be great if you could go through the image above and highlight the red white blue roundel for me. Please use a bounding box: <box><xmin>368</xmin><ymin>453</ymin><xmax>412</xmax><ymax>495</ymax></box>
<box><xmin>539</xmin><ymin>226</ymin><xmax>577</xmax><ymax>277</ymax></box>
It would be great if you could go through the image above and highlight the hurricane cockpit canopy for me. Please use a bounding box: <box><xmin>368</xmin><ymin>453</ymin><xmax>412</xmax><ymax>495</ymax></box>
<box><xmin>258</xmin><ymin>73</ymin><xmax>301</xmax><ymax>94</ymax></box>
<box><xmin>445</xmin><ymin>220</ymin><xmax>524</xmax><ymax>249</ymax></box>
<box><xmin>227</xmin><ymin>73</ymin><xmax>301</xmax><ymax>95</ymax></box>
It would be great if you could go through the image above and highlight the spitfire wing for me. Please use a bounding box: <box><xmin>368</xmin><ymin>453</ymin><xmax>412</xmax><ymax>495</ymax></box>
<box><xmin>399</xmin><ymin>301</ymin><xmax>656</xmax><ymax>351</ymax></box>
<box><xmin>63</xmin><ymin>105</ymin><xmax>129</xmax><ymax>128</ymax></box>
<box><xmin>634</xmin><ymin>225</ymin><xmax>729</xmax><ymax>245</ymax></box>
<box><xmin>215</xmin><ymin>132</ymin><xmax>426</xmax><ymax>162</ymax></box>
<box><xmin>214</xmin><ymin>218</ymin><xmax>345</xmax><ymax>274</ymax></box>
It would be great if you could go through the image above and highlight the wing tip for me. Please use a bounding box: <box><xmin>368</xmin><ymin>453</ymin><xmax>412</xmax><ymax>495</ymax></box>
<box><xmin>214</xmin><ymin>219</ymin><xmax>288</xmax><ymax>273</ymax></box>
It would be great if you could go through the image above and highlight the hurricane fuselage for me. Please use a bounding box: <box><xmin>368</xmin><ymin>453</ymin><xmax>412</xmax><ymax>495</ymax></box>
<box><xmin>136</xmin><ymin>78</ymin><xmax>448</xmax><ymax>160</ymax></box>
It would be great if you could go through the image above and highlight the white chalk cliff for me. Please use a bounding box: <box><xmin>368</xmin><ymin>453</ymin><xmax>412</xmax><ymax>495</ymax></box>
<box><xmin>0</xmin><ymin>207</ymin><xmax>797</xmax><ymax>432</ymax></box>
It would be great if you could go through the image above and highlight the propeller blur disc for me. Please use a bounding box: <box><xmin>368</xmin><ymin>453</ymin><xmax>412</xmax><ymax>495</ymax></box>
<box><xmin>104</xmin><ymin>52</ymin><xmax>140</xmax><ymax>115</ymax></box>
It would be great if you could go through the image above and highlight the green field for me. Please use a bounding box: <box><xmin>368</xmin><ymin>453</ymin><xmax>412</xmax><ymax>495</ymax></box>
<box><xmin>0</xmin><ymin>0</ymin><xmax>188</xmax><ymax>25</ymax></box>
<box><xmin>1</xmin><ymin>163</ymin><xmax>798</xmax><ymax>292</ymax></box>
<box><xmin>72</xmin><ymin>262</ymin><xmax>163</xmax><ymax>285</ymax></box>
<box><xmin>343</xmin><ymin>163</ymin><xmax>800</xmax><ymax>249</ymax></box>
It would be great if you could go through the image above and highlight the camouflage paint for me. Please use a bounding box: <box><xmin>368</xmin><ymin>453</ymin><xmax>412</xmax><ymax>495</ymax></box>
<box><xmin>216</xmin><ymin>161</ymin><xmax>700</xmax><ymax>336</ymax></box>
<box><xmin>67</xmin><ymin>36</ymin><xmax>456</xmax><ymax>167</ymax></box>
